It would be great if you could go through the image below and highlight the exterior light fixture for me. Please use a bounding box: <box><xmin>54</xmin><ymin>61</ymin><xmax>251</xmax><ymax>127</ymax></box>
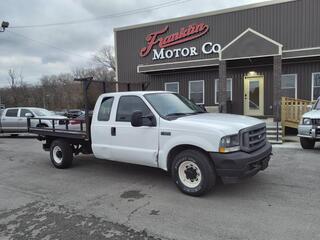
<box><xmin>247</xmin><ymin>71</ymin><xmax>257</xmax><ymax>76</ymax></box>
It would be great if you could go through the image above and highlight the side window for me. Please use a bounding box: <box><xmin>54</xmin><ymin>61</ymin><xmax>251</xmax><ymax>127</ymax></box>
<box><xmin>98</xmin><ymin>97</ymin><xmax>114</xmax><ymax>121</ymax></box>
<box><xmin>165</xmin><ymin>82</ymin><xmax>179</xmax><ymax>93</ymax></box>
<box><xmin>116</xmin><ymin>96</ymin><xmax>152</xmax><ymax>122</ymax></box>
<box><xmin>281</xmin><ymin>74</ymin><xmax>297</xmax><ymax>99</ymax></box>
<box><xmin>215</xmin><ymin>78</ymin><xmax>233</xmax><ymax>104</ymax></box>
<box><xmin>20</xmin><ymin>109</ymin><xmax>33</xmax><ymax>117</ymax></box>
<box><xmin>312</xmin><ymin>72</ymin><xmax>320</xmax><ymax>101</ymax></box>
<box><xmin>189</xmin><ymin>80</ymin><xmax>204</xmax><ymax>105</ymax></box>
<box><xmin>5</xmin><ymin>109</ymin><xmax>18</xmax><ymax>117</ymax></box>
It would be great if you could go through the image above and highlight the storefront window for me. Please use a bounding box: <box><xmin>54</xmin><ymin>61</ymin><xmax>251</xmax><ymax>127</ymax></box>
<box><xmin>188</xmin><ymin>80</ymin><xmax>204</xmax><ymax>105</ymax></box>
<box><xmin>215</xmin><ymin>78</ymin><xmax>232</xmax><ymax>104</ymax></box>
<box><xmin>312</xmin><ymin>73</ymin><xmax>320</xmax><ymax>100</ymax></box>
<box><xmin>164</xmin><ymin>82</ymin><xmax>179</xmax><ymax>93</ymax></box>
<box><xmin>281</xmin><ymin>74</ymin><xmax>297</xmax><ymax>99</ymax></box>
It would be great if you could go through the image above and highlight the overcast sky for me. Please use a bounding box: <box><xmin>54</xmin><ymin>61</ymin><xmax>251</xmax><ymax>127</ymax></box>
<box><xmin>0</xmin><ymin>0</ymin><xmax>265</xmax><ymax>87</ymax></box>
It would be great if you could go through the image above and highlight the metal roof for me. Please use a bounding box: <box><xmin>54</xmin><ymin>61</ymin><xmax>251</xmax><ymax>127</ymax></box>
<box><xmin>114</xmin><ymin>0</ymin><xmax>296</xmax><ymax>32</ymax></box>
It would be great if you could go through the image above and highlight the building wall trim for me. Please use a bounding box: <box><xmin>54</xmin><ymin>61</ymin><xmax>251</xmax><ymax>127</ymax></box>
<box><xmin>137</xmin><ymin>58</ymin><xmax>219</xmax><ymax>73</ymax></box>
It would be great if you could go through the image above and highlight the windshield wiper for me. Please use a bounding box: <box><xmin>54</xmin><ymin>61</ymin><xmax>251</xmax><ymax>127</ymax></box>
<box><xmin>191</xmin><ymin>111</ymin><xmax>206</xmax><ymax>114</ymax></box>
<box><xmin>165</xmin><ymin>113</ymin><xmax>189</xmax><ymax>117</ymax></box>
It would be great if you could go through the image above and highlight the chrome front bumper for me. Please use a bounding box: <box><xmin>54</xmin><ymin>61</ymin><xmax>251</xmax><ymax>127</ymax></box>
<box><xmin>298</xmin><ymin>125</ymin><xmax>320</xmax><ymax>139</ymax></box>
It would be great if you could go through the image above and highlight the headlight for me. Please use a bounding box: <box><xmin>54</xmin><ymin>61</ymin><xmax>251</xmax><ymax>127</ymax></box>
<box><xmin>302</xmin><ymin>118</ymin><xmax>312</xmax><ymax>125</ymax></box>
<box><xmin>219</xmin><ymin>134</ymin><xmax>240</xmax><ymax>153</ymax></box>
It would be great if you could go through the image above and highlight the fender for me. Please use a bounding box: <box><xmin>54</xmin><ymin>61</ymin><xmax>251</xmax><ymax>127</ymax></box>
<box><xmin>158</xmin><ymin>133</ymin><xmax>219</xmax><ymax>171</ymax></box>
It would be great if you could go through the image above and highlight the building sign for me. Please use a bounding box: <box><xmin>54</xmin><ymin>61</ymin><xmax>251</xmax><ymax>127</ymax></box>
<box><xmin>139</xmin><ymin>23</ymin><xmax>221</xmax><ymax>61</ymax></box>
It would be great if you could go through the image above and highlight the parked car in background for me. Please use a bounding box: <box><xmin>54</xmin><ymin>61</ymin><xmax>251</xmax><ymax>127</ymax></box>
<box><xmin>65</xmin><ymin>109</ymin><xmax>84</xmax><ymax>118</ymax></box>
<box><xmin>0</xmin><ymin>104</ymin><xmax>5</xmax><ymax>109</ymax></box>
<box><xmin>298</xmin><ymin>97</ymin><xmax>320</xmax><ymax>149</ymax></box>
<box><xmin>54</xmin><ymin>111</ymin><xmax>67</xmax><ymax>116</ymax></box>
<box><xmin>0</xmin><ymin>107</ymin><xmax>67</xmax><ymax>134</ymax></box>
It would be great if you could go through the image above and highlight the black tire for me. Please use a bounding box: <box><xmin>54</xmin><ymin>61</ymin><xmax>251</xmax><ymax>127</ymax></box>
<box><xmin>171</xmin><ymin>149</ymin><xmax>216</xmax><ymax>196</ymax></box>
<box><xmin>50</xmin><ymin>139</ymin><xmax>73</xmax><ymax>169</ymax></box>
<box><xmin>300</xmin><ymin>137</ymin><xmax>315</xmax><ymax>149</ymax></box>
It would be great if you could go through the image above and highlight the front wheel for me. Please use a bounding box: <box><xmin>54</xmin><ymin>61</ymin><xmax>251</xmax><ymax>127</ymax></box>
<box><xmin>171</xmin><ymin>149</ymin><xmax>216</xmax><ymax>196</ymax></box>
<box><xmin>300</xmin><ymin>137</ymin><xmax>315</xmax><ymax>149</ymax></box>
<box><xmin>50</xmin><ymin>139</ymin><xmax>73</xmax><ymax>169</ymax></box>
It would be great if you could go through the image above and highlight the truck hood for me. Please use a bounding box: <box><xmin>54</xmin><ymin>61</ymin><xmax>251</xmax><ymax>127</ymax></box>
<box><xmin>302</xmin><ymin>110</ymin><xmax>320</xmax><ymax>119</ymax></box>
<box><xmin>173</xmin><ymin>113</ymin><xmax>264</xmax><ymax>135</ymax></box>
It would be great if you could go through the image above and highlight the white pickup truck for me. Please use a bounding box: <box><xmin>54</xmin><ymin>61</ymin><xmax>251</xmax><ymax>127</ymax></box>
<box><xmin>29</xmin><ymin>91</ymin><xmax>272</xmax><ymax>196</ymax></box>
<box><xmin>298</xmin><ymin>97</ymin><xmax>320</xmax><ymax>149</ymax></box>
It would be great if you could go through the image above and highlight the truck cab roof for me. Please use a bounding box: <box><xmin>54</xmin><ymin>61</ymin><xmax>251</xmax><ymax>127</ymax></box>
<box><xmin>100</xmin><ymin>91</ymin><xmax>170</xmax><ymax>98</ymax></box>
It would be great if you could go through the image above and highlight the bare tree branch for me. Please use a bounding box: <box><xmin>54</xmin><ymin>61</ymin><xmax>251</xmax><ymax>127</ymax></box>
<box><xmin>7</xmin><ymin>69</ymin><xmax>16</xmax><ymax>88</ymax></box>
<box><xmin>93</xmin><ymin>46</ymin><xmax>116</xmax><ymax>72</ymax></box>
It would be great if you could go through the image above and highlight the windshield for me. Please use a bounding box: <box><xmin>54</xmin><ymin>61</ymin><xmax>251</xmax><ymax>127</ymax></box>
<box><xmin>144</xmin><ymin>93</ymin><xmax>205</xmax><ymax>118</ymax></box>
<box><xmin>32</xmin><ymin>108</ymin><xmax>55</xmax><ymax>117</ymax></box>
<box><xmin>314</xmin><ymin>99</ymin><xmax>320</xmax><ymax>110</ymax></box>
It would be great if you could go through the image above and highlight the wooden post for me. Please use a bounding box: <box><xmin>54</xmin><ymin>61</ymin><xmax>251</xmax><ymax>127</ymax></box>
<box><xmin>281</xmin><ymin>97</ymin><xmax>286</xmax><ymax>137</ymax></box>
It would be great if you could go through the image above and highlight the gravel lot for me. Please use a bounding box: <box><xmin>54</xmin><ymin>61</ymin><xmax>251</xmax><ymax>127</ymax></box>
<box><xmin>0</xmin><ymin>136</ymin><xmax>320</xmax><ymax>240</ymax></box>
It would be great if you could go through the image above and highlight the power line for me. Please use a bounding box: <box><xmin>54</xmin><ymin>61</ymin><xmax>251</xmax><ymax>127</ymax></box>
<box><xmin>9</xmin><ymin>0</ymin><xmax>192</xmax><ymax>29</ymax></box>
<box><xmin>6</xmin><ymin>30</ymin><xmax>90</xmax><ymax>59</ymax></box>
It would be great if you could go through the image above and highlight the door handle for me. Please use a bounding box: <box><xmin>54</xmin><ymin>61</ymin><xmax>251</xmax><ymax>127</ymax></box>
<box><xmin>111</xmin><ymin>127</ymin><xmax>116</xmax><ymax>136</ymax></box>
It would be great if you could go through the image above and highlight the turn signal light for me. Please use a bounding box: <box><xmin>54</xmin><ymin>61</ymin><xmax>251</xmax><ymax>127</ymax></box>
<box><xmin>219</xmin><ymin>147</ymin><xmax>225</xmax><ymax>153</ymax></box>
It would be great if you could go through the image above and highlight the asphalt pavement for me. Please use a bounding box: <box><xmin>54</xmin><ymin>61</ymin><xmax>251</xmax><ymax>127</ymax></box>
<box><xmin>0</xmin><ymin>136</ymin><xmax>319</xmax><ymax>240</ymax></box>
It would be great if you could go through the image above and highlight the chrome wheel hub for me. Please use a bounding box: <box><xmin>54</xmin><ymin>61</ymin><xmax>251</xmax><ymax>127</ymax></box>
<box><xmin>178</xmin><ymin>161</ymin><xmax>202</xmax><ymax>188</ymax></box>
<box><xmin>52</xmin><ymin>146</ymin><xmax>63</xmax><ymax>164</ymax></box>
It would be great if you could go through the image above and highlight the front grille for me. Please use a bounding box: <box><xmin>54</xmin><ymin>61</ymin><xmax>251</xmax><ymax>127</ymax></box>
<box><xmin>240</xmin><ymin>123</ymin><xmax>266</xmax><ymax>153</ymax></box>
<box><xmin>59</xmin><ymin>120</ymin><xmax>66</xmax><ymax>125</ymax></box>
<box><xmin>312</xmin><ymin>119</ymin><xmax>320</xmax><ymax>125</ymax></box>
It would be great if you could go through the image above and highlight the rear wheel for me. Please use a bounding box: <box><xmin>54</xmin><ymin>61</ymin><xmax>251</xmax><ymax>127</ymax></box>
<box><xmin>50</xmin><ymin>139</ymin><xmax>73</xmax><ymax>169</ymax></box>
<box><xmin>300</xmin><ymin>137</ymin><xmax>315</xmax><ymax>149</ymax></box>
<box><xmin>171</xmin><ymin>149</ymin><xmax>216</xmax><ymax>196</ymax></box>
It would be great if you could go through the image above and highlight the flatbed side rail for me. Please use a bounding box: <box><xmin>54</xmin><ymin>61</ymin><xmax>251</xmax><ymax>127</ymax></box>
<box><xmin>27</xmin><ymin>117</ymin><xmax>88</xmax><ymax>140</ymax></box>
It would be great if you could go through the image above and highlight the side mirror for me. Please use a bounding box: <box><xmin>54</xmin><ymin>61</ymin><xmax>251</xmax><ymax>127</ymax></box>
<box><xmin>25</xmin><ymin>113</ymin><xmax>34</xmax><ymax>117</ymax></box>
<box><xmin>131</xmin><ymin>111</ymin><xmax>143</xmax><ymax>127</ymax></box>
<box><xmin>131</xmin><ymin>111</ymin><xmax>156</xmax><ymax>127</ymax></box>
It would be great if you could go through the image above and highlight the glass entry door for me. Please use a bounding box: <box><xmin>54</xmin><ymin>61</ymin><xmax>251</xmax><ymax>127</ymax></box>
<box><xmin>244</xmin><ymin>76</ymin><xmax>264</xmax><ymax>116</ymax></box>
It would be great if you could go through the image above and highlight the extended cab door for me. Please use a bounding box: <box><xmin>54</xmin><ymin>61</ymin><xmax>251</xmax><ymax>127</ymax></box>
<box><xmin>91</xmin><ymin>96</ymin><xmax>115</xmax><ymax>160</ymax></box>
<box><xmin>110</xmin><ymin>95</ymin><xmax>159</xmax><ymax>167</ymax></box>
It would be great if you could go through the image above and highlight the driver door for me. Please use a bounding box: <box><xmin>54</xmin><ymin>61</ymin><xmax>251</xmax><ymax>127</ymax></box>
<box><xmin>19</xmin><ymin>108</ymin><xmax>34</xmax><ymax>130</ymax></box>
<box><xmin>110</xmin><ymin>95</ymin><xmax>159</xmax><ymax>167</ymax></box>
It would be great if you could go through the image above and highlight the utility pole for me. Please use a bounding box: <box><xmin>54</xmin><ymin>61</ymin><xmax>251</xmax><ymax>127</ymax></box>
<box><xmin>0</xmin><ymin>95</ymin><xmax>4</xmax><ymax>109</ymax></box>
<box><xmin>0</xmin><ymin>21</ymin><xmax>9</xmax><ymax>32</ymax></box>
<box><xmin>0</xmin><ymin>21</ymin><xmax>9</xmax><ymax>109</ymax></box>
